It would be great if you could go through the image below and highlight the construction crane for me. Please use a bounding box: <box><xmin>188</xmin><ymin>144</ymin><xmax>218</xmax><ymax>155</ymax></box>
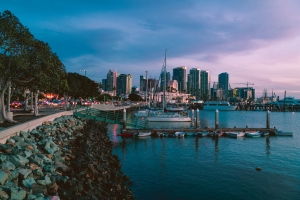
<box><xmin>236</xmin><ymin>82</ymin><xmax>254</xmax><ymax>88</ymax></box>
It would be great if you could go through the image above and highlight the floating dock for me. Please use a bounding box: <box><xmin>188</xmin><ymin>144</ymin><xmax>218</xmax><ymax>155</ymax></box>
<box><xmin>121</xmin><ymin>128</ymin><xmax>277</xmax><ymax>136</ymax></box>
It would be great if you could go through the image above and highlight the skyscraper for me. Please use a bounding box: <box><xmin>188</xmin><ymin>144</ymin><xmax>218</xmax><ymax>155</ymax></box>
<box><xmin>101</xmin><ymin>79</ymin><xmax>107</xmax><ymax>91</ymax></box>
<box><xmin>218</xmin><ymin>72</ymin><xmax>229</xmax><ymax>99</ymax></box>
<box><xmin>116</xmin><ymin>74</ymin><xmax>132</xmax><ymax>96</ymax></box>
<box><xmin>187</xmin><ymin>68</ymin><xmax>200</xmax><ymax>97</ymax></box>
<box><xmin>127</xmin><ymin>74</ymin><xmax>132</xmax><ymax>94</ymax></box>
<box><xmin>200</xmin><ymin>70</ymin><xmax>210</xmax><ymax>100</ymax></box>
<box><xmin>173</xmin><ymin>66</ymin><xmax>187</xmax><ymax>92</ymax></box>
<box><xmin>160</xmin><ymin>71</ymin><xmax>170</xmax><ymax>91</ymax></box>
<box><xmin>140</xmin><ymin>75</ymin><xmax>145</xmax><ymax>91</ymax></box>
<box><xmin>106</xmin><ymin>70</ymin><xmax>118</xmax><ymax>92</ymax></box>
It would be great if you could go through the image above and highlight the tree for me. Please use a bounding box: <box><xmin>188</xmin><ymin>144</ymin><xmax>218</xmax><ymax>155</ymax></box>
<box><xmin>0</xmin><ymin>10</ymin><xmax>68</xmax><ymax>120</ymax></box>
<box><xmin>67</xmin><ymin>73</ymin><xmax>99</xmax><ymax>99</ymax></box>
<box><xmin>128</xmin><ymin>93</ymin><xmax>143</xmax><ymax>101</ymax></box>
<box><xmin>0</xmin><ymin>10</ymin><xmax>36</xmax><ymax>122</ymax></box>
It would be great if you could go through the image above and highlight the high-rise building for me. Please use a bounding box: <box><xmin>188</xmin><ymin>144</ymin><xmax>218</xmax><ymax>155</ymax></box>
<box><xmin>106</xmin><ymin>70</ymin><xmax>118</xmax><ymax>92</ymax></box>
<box><xmin>116</xmin><ymin>74</ymin><xmax>133</xmax><ymax>96</ymax></box>
<box><xmin>160</xmin><ymin>71</ymin><xmax>170</xmax><ymax>91</ymax></box>
<box><xmin>187</xmin><ymin>68</ymin><xmax>200</xmax><ymax>97</ymax></box>
<box><xmin>101</xmin><ymin>79</ymin><xmax>107</xmax><ymax>91</ymax></box>
<box><xmin>127</xmin><ymin>74</ymin><xmax>132</xmax><ymax>94</ymax></box>
<box><xmin>200</xmin><ymin>70</ymin><xmax>210</xmax><ymax>100</ymax></box>
<box><xmin>140</xmin><ymin>75</ymin><xmax>145</xmax><ymax>91</ymax></box>
<box><xmin>173</xmin><ymin>66</ymin><xmax>187</xmax><ymax>92</ymax></box>
<box><xmin>141</xmin><ymin>78</ymin><xmax>159</xmax><ymax>93</ymax></box>
<box><xmin>218</xmin><ymin>72</ymin><xmax>229</xmax><ymax>99</ymax></box>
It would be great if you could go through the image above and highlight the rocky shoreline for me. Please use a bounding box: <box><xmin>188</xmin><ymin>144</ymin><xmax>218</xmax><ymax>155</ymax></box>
<box><xmin>0</xmin><ymin>116</ymin><xmax>134</xmax><ymax>199</ymax></box>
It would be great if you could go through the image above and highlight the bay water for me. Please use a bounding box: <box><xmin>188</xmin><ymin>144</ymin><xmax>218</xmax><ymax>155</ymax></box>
<box><xmin>110</xmin><ymin>110</ymin><xmax>300</xmax><ymax>200</ymax></box>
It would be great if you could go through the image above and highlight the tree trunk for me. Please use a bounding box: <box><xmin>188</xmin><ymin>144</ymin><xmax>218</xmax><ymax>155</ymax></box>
<box><xmin>0</xmin><ymin>85</ymin><xmax>17</xmax><ymax>123</ymax></box>
<box><xmin>64</xmin><ymin>93</ymin><xmax>68</xmax><ymax>110</ymax></box>
<box><xmin>0</xmin><ymin>90</ymin><xmax>6</xmax><ymax>123</ymax></box>
<box><xmin>34</xmin><ymin>90</ymin><xmax>39</xmax><ymax>116</ymax></box>
<box><xmin>23</xmin><ymin>89</ymin><xmax>30</xmax><ymax>111</ymax></box>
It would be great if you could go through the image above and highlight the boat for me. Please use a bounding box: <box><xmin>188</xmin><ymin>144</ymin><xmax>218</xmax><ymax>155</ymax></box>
<box><xmin>271</xmin><ymin>96</ymin><xmax>298</xmax><ymax>106</ymax></box>
<box><xmin>134</xmin><ymin>110</ymin><xmax>149</xmax><ymax>117</ymax></box>
<box><xmin>260</xmin><ymin>131</ymin><xmax>269</xmax><ymax>137</ymax></box>
<box><xmin>174</xmin><ymin>132</ymin><xmax>185</xmax><ymax>137</ymax></box>
<box><xmin>146</xmin><ymin>50</ymin><xmax>191</xmax><ymax>123</ymax></box>
<box><xmin>195</xmin><ymin>131</ymin><xmax>210</xmax><ymax>137</ymax></box>
<box><xmin>245</xmin><ymin>131</ymin><xmax>261</xmax><ymax>138</ymax></box>
<box><xmin>185</xmin><ymin>132</ymin><xmax>196</xmax><ymax>136</ymax></box>
<box><xmin>137</xmin><ymin>131</ymin><xmax>152</xmax><ymax>137</ymax></box>
<box><xmin>275</xmin><ymin>130</ymin><xmax>293</xmax><ymax>136</ymax></box>
<box><xmin>117</xmin><ymin>132</ymin><xmax>137</xmax><ymax>137</ymax></box>
<box><xmin>157</xmin><ymin>132</ymin><xmax>168</xmax><ymax>137</ymax></box>
<box><xmin>203</xmin><ymin>101</ymin><xmax>237</xmax><ymax>111</ymax></box>
<box><xmin>209</xmin><ymin>130</ymin><xmax>223</xmax><ymax>138</ymax></box>
<box><xmin>147</xmin><ymin>112</ymin><xmax>191</xmax><ymax>122</ymax></box>
<box><xmin>165</xmin><ymin>104</ymin><xmax>185</xmax><ymax>112</ymax></box>
<box><xmin>226</xmin><ymin>131</ymin><xmax>245</xmax><ymax>138</ymax></box>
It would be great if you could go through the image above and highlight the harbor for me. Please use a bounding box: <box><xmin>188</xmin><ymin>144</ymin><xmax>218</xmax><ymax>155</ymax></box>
<box><xmin>111</xmin><ymin>110</ymin><xmax>299</xmax><ymax>200</ymax></box>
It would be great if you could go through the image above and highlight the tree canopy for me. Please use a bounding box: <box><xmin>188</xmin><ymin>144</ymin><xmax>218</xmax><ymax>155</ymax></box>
<box><xmin>67</xmin><ymin>72</ymin><xmax>99</xmax><ymax>99</ymax></box>
<box><xmin>0</xmin><ymin>10</ymin><xmax>67</xmax><ymax>121</ymax></box>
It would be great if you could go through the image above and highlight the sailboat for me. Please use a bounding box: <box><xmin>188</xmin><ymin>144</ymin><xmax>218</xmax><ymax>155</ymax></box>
<box><xmin>147</xmin><ymin>50</ymin><xmax>191</xmax><ymax>123</ymax></box>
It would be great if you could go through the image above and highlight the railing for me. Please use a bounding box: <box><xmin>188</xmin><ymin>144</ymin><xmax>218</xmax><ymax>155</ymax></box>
<box><xmin>73</xmin><ymin>108</ymin><xmax>148</xmax><ymax>129</ymax></box>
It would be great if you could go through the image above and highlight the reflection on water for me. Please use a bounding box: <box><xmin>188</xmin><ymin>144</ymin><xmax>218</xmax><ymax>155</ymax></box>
<box><xmin>111</xmin><ymin>111</ymin><xmax>300</xmax><ymax>200</ymax></box>
<box><xmin>214</xmin><ymin>138</ymin><xmax>219</xmax><ymax>162</ymax></box>
<box><xmin>266</xmin><ymin>137</ymin><xmax>270</xmax><ymax>155</ymax></box>
<box><xmin>195</xmin><ymin>137</ymin><xmax>199</xmax><ymax>154</ymax></box>
<box><xmin>148</xmin><ymin>121</ymin><xmax>191</xmax><ymax>129</ymax></box>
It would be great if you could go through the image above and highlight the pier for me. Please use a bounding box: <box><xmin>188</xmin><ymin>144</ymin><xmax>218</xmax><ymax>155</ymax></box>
<box><xmin>74</xmin><ymin>107</ymin><xmax>283</xmax><ymax>137</ymax></box>
<box><xmin>120</xmin><ymin>128</ymin><xmax>277</xmax><ymax>136</ymax></box>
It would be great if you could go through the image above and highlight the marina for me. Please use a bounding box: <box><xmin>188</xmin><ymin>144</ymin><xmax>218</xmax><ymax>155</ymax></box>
<box><xmin>111</xmin><ymin>110</ymin><xmax>299</xmax><ymax>200</ymax></box>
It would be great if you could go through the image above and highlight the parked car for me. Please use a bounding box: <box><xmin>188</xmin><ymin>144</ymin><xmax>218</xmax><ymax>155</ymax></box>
<box><xmin>38</xmin><ymin>100</ymin><xmax>50</xmax><ymax>106</ymax></box>
<box><xmin>10</xmin><ymin>101</ymin><xmax>24</xmax><ymax>109</ymax></box>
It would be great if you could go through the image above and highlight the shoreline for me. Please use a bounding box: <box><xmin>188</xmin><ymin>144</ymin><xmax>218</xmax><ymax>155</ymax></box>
<box><xmin>0</xmin><ymin>116</ymin><xmax>133</xmax><ymax>199</ymax></box>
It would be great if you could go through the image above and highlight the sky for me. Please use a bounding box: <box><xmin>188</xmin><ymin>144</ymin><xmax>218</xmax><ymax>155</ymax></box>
<box><xmin>2</xmin><ymin>0</ymin><xmax>300</xmax><ymax>99</ymax></box>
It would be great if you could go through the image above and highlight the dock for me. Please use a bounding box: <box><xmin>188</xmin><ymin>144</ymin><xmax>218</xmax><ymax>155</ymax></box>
<box><xmin>121</xmin><ymin>128</ymin><xmax>277</xmax><ymax>136</ymax></box>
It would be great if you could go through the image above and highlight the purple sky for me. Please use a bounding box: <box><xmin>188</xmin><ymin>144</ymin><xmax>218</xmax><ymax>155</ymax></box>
<box><xmin>2</xmin><ymin>0</ymin><xmax>300</xmax><ymax>99</ymax></box>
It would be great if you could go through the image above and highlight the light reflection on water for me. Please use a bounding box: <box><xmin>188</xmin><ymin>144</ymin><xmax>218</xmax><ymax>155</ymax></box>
<box><xmin>110</xmin><ymin>111</ymin><xmax>300</xmax><ymax>200</ymax></box>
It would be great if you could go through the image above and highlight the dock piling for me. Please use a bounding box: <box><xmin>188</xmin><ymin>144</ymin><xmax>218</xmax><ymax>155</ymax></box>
<box><xmin>191</xmin><ymin>109</ymin><xmax>194</xmax><ymax>127</ymax></box>
<box><xmin>123</xmin><ymin>108</ymin><xmax>126</xmax><ymax>129</ymax></box>
<box><xmin>266</xmin><ymin>110</ymin><xmax>270</xmax><ymax>129</ymax></box>
<box><xmin>196</xmin><ymin>109</ymin><xmax>200</xmax><ymax>128</ymax></box>
<box><xmin>215</xmin><ymin>109</ymin><xmax>219</xmax><ymax>129</ymax></box>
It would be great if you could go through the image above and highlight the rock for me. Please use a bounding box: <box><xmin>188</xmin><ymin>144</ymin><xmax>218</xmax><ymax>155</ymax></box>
<box><xmin>19</xmin><ymin>168</ymin><xmax>32</xmax><ymax>178</ymax></box>
<box><xmin>0</xmin><ymin>171</ymin><xmax>9</xmax><ymax>185</ymax></box>
<box><xmin>27</xmin><ymin>194</ymin><xmax>37</xmax><ymax>200</ymax></box>
<box><xmin>15</xmin><ymin>141</ymin><xmax>29</xmax><ymax>150</ymax></box>
<box><xmin>8</xmin><ymin>168</ymin><xmax>19</xmax><ymax>182</ymax></box>
<box><xmin>11</xmin><ymin>136</ymin><xmax>24</xmax><ymax>142</ymax></box>
<box><xmin>19</xmin><ymin>131</ymin><xmax>29</xmax><ymax>138</ymax></box>
<box><xmin>43</xmin><ymin>165</ymin><xmax>55</xmax><ymax>172</ymax></box>
<box><xmin>0</xmin><ymin>144</ymin><xmax>13</xmax><ymax>154</ymax></box>
<box><xmin>22</xmin><ymin>177</ymin><xmax>36</xmax><ymax>189</ymax></box>
<box><xmin>54</xmin><ymin>161</ymin><xmax>68</xmax><ymax>172</ymax></box>
<box><xmin>1</xmin><ymin>161</ymin><xmax>16</xmax><ymax>171</ymax></box>
<box><xmin>47</xmin><ymin>182</ymin><xmax>58</xmax><ymax>196</ymax></box>
<box><xmin>10</xmin><ymin>187</ymin><xmax>27</xmax><ymax>200</ymax></box>
<box><xmin>32</xmin><ymin>183</ymin><xmax>47</xmax><ymax>195</ymax></box>
<box><xmin>0</xmin><ymin>188</ymin><xmax>9</xmax><ymax>200</ymax></box>
<box><xmin>28</xmin><ymin>156</ymin><xmax>44</xmax><ymax>167</ymax></box>
<box><xmin>9</xmin><ymin>155</ymin><xmax>29</xmax><ymax>167</ymax></box>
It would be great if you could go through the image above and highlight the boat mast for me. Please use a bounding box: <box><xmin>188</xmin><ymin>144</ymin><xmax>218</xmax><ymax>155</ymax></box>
<box><xmin>163</xmin><ymin>49</ymin><xmax>167</xmax><ymax>112</ymax></box>
<box><xmin>146</xmin><ymin>70</ymin><xmax>148</xmax><ymax>108</ymax></box>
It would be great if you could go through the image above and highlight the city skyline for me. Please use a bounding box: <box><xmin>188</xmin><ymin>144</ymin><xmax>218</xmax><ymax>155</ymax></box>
<box><xmin>2</xmin><ymin>1</ymin><xmax>300</xmax><ymax>98</ymax></box>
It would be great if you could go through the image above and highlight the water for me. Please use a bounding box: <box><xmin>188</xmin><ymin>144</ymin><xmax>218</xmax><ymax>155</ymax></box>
<box><xmin>110</xmin><ymin>111</ymin><xmax>300</xmax><ymax>200</ymax></box>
